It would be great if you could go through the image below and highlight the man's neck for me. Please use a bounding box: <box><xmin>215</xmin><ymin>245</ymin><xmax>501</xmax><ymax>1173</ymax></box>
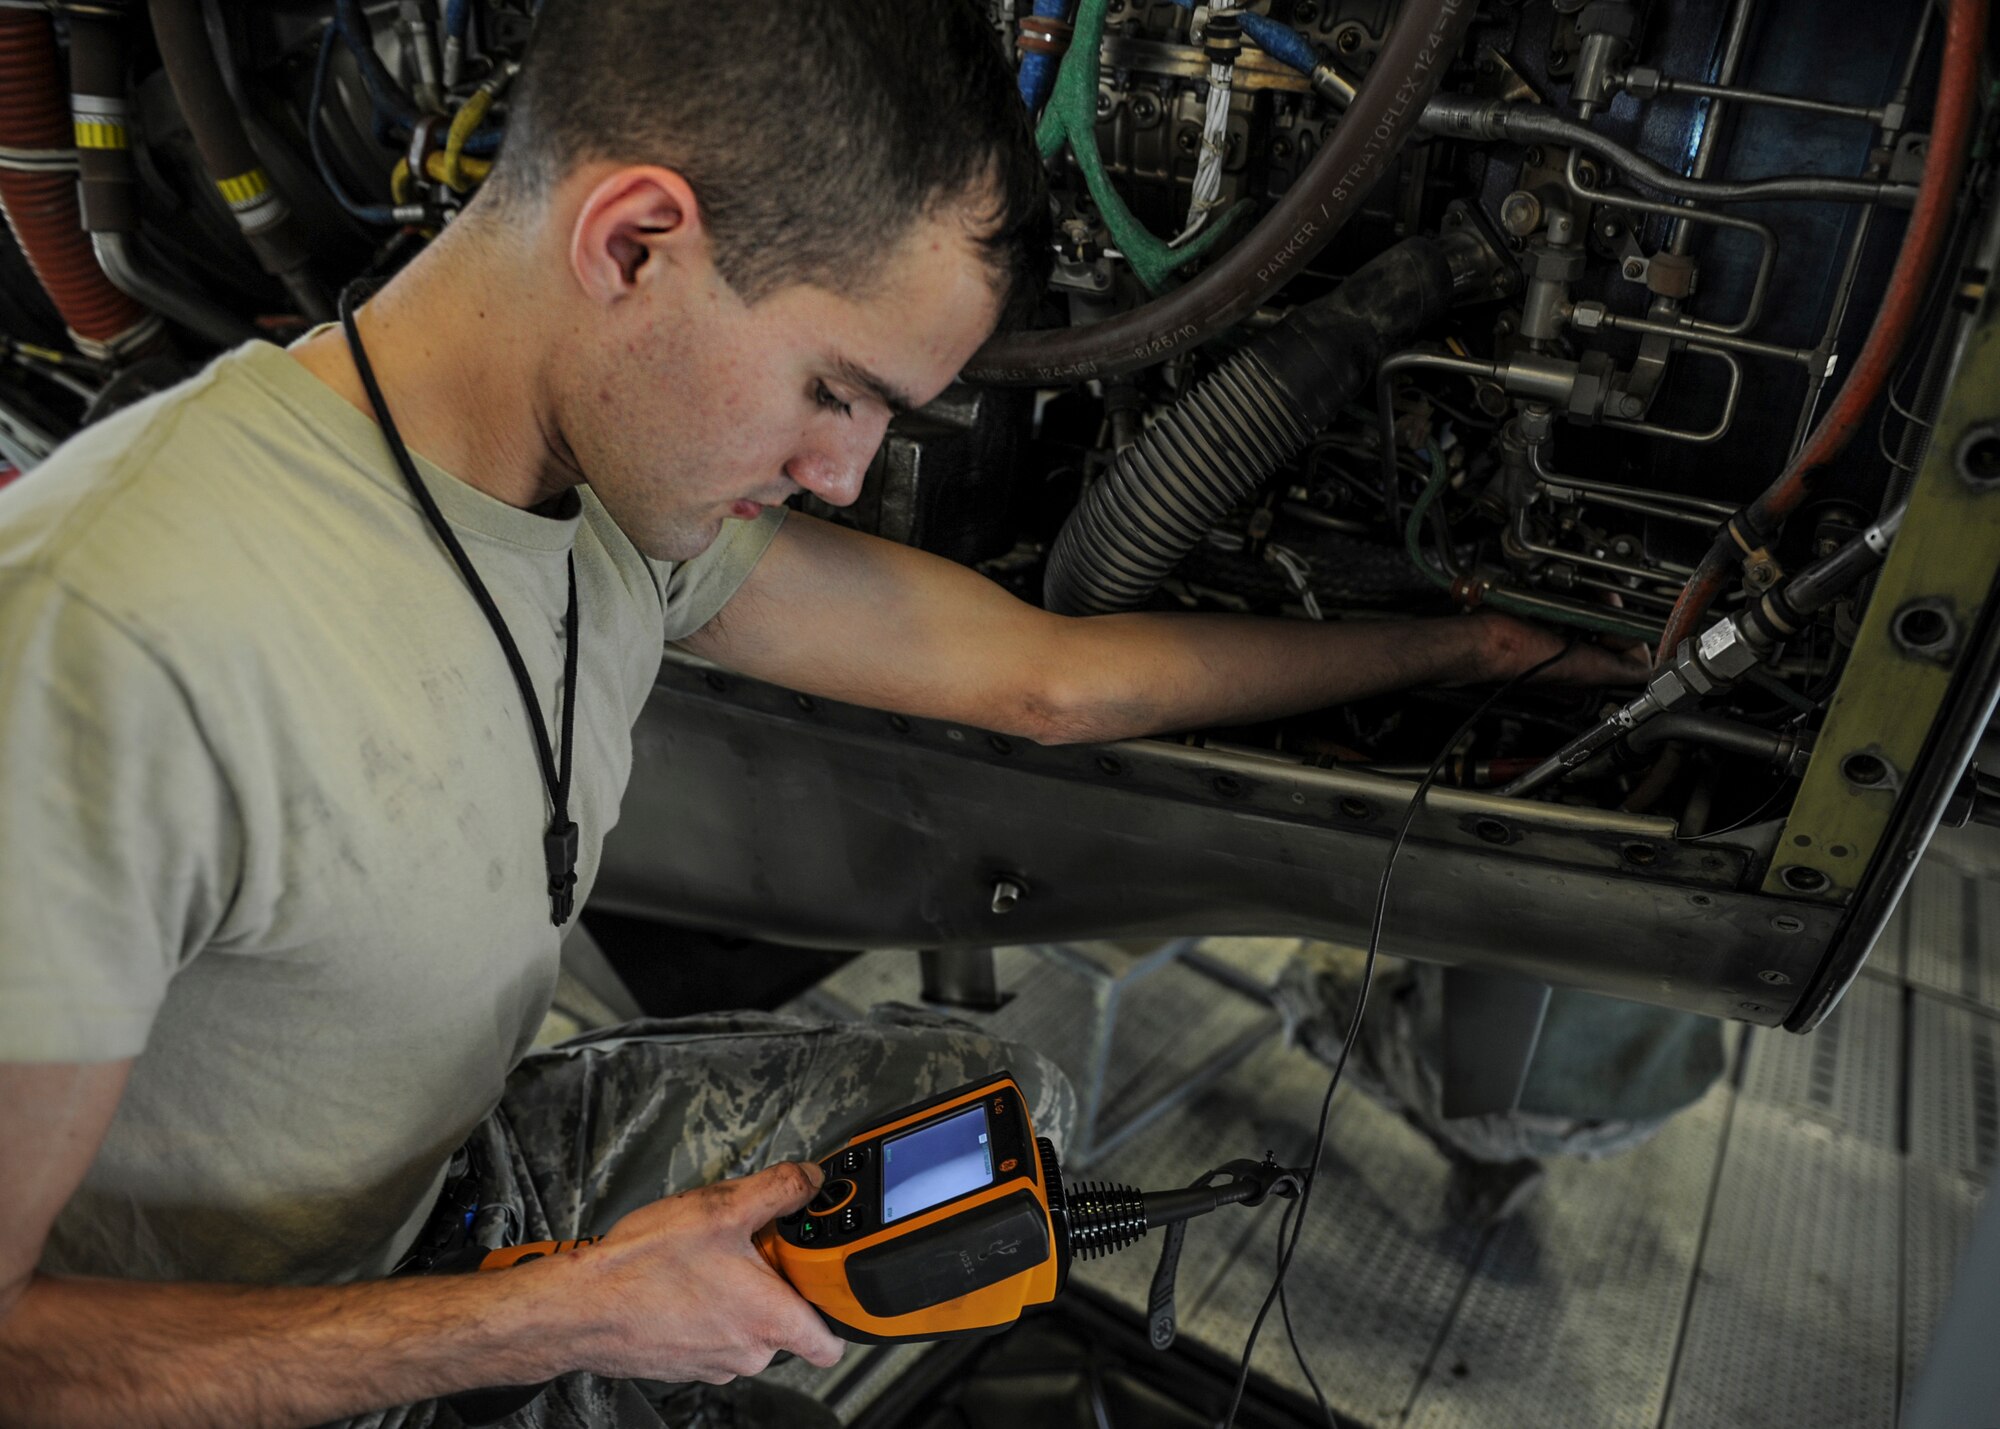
<box><xmin>290</xmin><ymin>221</ymin><xmax>581</xmax><ymax>512</ymax></box>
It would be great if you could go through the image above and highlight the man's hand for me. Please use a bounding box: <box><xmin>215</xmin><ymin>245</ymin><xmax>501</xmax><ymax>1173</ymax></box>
<box><xmin>1466</xmin><ymin>610</ymin><xmax>1654</xmax><ymax>688</ymax></box>
<box><xmin>575</xmin><ymin>1161</ymin><xmax>846</xmax><ymax>1385</ymax></box>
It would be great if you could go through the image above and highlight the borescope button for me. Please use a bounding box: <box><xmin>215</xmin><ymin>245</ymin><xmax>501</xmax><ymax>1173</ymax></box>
<box><xmin>808</xmin><ymin>1178</ymin><xmax>856</xmax><ymax>1216</ymax></box>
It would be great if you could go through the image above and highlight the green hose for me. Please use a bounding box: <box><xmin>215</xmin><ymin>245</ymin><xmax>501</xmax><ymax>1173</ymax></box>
<box><xmin>1036</xmin><ymin>0</ymin><xmax>1250</xmax><ymax>293</ymax></box>
<box><xmin>1403</xmin><ymin>446</ymin><xmax>1663</xmax><ymax>642</ymax></box>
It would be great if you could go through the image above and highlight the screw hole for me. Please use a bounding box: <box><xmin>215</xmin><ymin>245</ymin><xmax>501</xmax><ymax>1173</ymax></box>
<box><xmin>794</xmin><ymin>694</ymin><xmax>816</xmax><ymax>712</ymax></box>
<box><xmin>1475</xmin><ymin>818</ymin><xmax>1511</xmax><ymax>845</ymax></box>
<box><xmin>1772</xmin><ymin>914</ymin><xmax>1806</xmax><ymax>933</ymax></box>
<box><xmin>1212</xmin><ymin>775</ymin><xmax>1245</xmax><ymax>797</ymax></box>
<box><xmin>1690</xmin><ymin>894</ymin><xmax>1713</xmax><ymax>907</ymax></box>
<box><xmin>988</xmin><ymin>735</ymin><xmax>1014</xmax><ymax>755</ymax></box>
<box><xmin>704</xmin><ymin>672</ymin><xmax>728</xmax><ymax>692</ymax></box>
<box><xmin>1758</xmin><ymin>969</ymin><xmax>1793</xmax><ymax>986</ymax></box>
<box><xmin>1623</xmin><ymin>842</ymin><xmax>1658</xmax><ymax>866</ymax></box>
<box><xmin>1841</xmin><ymin>752</ymin><xmax>1889</xmax><ymax>788</ymax></box>
<box><xmin>1096</xmin><ymin>754</ymin><xmax>1124</xmax><ymax>776</ymax></box>
<box><xmin>1779</xmin><ymin>866</ymin><xmax>1829</xmax><ymax>894</ymax></box>
<box><xmin>1894</xmin><ymin>603</ymin><xmax>1952</xmax><ymax>652</ymax></box>
<box><xmin>888</xmin><ymin>714</ymin><xmax>912</xmax><ymax>734</ymax></box>
<box><xmin>1338</xmin><ymin>796</ymin><xmax>1373</xmax><ymax>820</ymax></box>
<box><xmin>1958</xmin><ymin>426</ymin><xmax>2000</xmax><ymax>487</ymax></box>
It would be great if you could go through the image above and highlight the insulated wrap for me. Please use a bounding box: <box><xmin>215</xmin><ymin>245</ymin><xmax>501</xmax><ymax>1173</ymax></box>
<box><xmin>0</xmin><ymin>7</ymin><xmax>155</xmax><ymax>354</ymax></box>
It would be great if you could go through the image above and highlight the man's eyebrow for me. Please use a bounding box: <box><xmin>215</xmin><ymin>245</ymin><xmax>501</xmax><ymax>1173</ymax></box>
<box><xmin>834</xmin><ymin>358</ymin><xmax>917</xmax><ymax>416</ymax></box>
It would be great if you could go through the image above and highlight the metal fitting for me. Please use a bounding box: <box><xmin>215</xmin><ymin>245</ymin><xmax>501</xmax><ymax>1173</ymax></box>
<box><xmin>1569</xmin><ymin>300</ymin><xmax>1609</xmax><ymax>331</ymax></box>
<box><xmin>1498</xmin><ymin>189</ymin><xmax>1543</xmax><ymax>238</ymax></box>
<box><xmin>1621</xmin><ymin>64</ymin><xmax>1663</xmax><ymax>99</ymax></box>
<box><xmin>1646</xmin><ymin>252</ymin><xmax>1698</xmax><ymax>299</ymax></box>
<box><xmin>1521</xmin><ymin>238</ymin><xmax>1586</xmax><ymax>284</ymax></box>
<box><xmin>1693</xmin><ymin>617</ymin><xmax>1764</xmax><ymax>682</ymax></box>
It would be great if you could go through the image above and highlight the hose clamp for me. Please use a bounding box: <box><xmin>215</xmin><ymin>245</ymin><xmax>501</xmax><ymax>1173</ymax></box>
<box><xmin>1018</xmin><ymin>15</ymin><xmax>1073</xmax><ymax>56</ymax></box>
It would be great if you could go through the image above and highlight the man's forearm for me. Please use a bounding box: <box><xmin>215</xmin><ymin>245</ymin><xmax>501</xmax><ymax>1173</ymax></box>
<box><xmin>1046</xmin><ymin>611</ymin><xmax>1495</xmax><ymax>744</ymax></box>
<box><xmin>0</xmin><ymin>1262</ymin><xmax>584</xmax><ymax>1429</ymax></box>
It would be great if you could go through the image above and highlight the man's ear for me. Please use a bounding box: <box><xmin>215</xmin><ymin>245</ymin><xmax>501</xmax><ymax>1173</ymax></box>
<box><xmin>568</xmin><ymin>166</ymin><xmax>706</xmax><ymax>305</ymax></box>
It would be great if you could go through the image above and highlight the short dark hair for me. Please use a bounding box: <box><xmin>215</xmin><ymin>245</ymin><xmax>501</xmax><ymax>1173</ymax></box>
<box><xmin>488</xmin><ymin>0</ymin><xmax>1051</xmax><ymax>322</ymax></box>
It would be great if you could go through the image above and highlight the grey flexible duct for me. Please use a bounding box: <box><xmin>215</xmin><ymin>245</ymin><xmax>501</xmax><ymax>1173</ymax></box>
<box><xmin>1044</xmin><ymin>236</ymin><xmax>1460</xmax><ymax>616</ymax></box>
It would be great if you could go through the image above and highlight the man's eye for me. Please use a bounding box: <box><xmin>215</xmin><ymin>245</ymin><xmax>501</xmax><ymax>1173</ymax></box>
<box><xmin>814</xmin><ymin>382</ymin><xmax>854</xmax><ymax>419</ymax></box>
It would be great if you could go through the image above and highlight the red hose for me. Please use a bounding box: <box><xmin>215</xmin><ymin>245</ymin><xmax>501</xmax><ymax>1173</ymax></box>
<box><xmin>0</xmin><ymin>8</ymin><xmax>153</xmax><ymax>352</ymax></box>
<box><xmin>1655</xmin><ymin>0</ymin><xmax>1989</xmax><ymax>666</ymax></box>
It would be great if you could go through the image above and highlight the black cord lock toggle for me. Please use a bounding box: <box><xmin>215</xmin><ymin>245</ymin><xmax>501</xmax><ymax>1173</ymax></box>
<box><xmin>544</xmin><ymin>819</ymin><xmax>578</xmax><ymax>926</ymax></box>
<box><xmin>1147</xmin><ymin>1156</ymin><xmax>1304</xmax><ymax>1352</ymax></box>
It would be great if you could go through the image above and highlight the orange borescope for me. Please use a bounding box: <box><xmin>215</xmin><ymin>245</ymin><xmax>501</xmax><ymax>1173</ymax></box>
<box><xmin>750</xmin><ymin>1071</ymin><xmax>1303</xmax><ymax>1344</ymax></box>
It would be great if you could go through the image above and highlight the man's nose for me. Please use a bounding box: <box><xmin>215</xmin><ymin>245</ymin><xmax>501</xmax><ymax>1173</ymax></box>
<box><xmin>788</xmin><ymin>427</ymin><xmax>884</xmax><ymax>508</ymax></box>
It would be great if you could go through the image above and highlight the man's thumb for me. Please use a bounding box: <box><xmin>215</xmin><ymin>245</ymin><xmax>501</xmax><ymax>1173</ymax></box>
<box><xmin>730</xmin><ymin>1160</ymin><xmax>826</xmax><ymax>1226</ymax></box>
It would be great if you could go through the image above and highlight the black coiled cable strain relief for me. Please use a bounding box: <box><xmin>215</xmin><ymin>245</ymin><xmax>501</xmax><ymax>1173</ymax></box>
<box><xmin>1044</xmin><ymin>351</ymin><xmax>1312</xmax><ymax>615</ymax></box>
<box><xmin>1063</xmin><ymin>1180</ymin><xmax>1149</xmax><ymax>1260</ymax></box>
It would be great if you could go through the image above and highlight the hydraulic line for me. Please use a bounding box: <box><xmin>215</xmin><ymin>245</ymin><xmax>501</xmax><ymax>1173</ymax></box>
<box><xmin>1419</xmin><ymin>98</ymin><xmax>1920</xmax><ymax>208</ymax></box>
<box><xmin>1654</xmin><ymin>0</ymin><xmax>1986</xmax><ymax>667</ymax></box>
<box><xmin>149</xmin><ymin>0</ymin><xmax>329</xmax><ymax>321</ymax></box>
<box><xmin>965</xmin><ymin>0</ymin><xmax>1478</xmax><ymax>386</ymax></box>
<box><xmin>0</xmin><ymin>7</ymin><xmax>159</xmax><ymax>360</ymax></box>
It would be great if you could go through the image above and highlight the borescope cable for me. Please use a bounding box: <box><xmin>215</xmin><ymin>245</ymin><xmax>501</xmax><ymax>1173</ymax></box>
<box><xmin>1222</xmin><ymin>636</ymin><xmax>1581</xmax><ymax>1429</ymax></box>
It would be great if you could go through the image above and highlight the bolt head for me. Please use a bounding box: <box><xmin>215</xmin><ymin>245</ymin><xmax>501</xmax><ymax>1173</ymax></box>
<box><xmin>1499</xmin><ymin>190</ymin><xmax>1543</xmax><ymax>236</ymax></box>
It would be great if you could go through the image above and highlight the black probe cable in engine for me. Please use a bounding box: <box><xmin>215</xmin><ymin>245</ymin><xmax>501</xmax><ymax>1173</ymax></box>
<box><xmin>1221</xmin><ymin>637</ymin><xmax>1582</xmax><ymax>1429</ymax></box>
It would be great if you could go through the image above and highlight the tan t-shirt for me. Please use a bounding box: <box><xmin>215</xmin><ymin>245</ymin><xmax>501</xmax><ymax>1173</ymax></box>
<box><xmin>0</xmin><ymin>341</ymin><xmax>783</xmax><ymax>1285</ymax></box>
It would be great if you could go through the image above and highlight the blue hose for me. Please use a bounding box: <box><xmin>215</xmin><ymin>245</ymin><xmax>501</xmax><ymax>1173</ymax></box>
<box><xmin>333</xmin><ymin>0</ymin><xmax>420</xmax><ymax>131</ymax></box>
<box><xmin>1016</xmin><ymin>0</ymin><xmax>1072</xmax><ymax>116</ymax></box>
<box><xmin>310</xmin><ymin>24</ymin><xmax>400</xmax><ymax>226</ymax></box>
<box><xmin>1164</xmin><ymin>0</ymin><xmax>1319</xmax><ymax>77</ymax></box>
<box><xmin>445</xmin><ymin>0</ymin><xmax>472</xmax><ymax>42</ymax></box>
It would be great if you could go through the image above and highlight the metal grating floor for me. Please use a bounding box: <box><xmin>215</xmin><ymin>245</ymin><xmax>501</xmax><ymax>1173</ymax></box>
<box><xmin>594</xmin><ymin>826</ymin><xmax>2000</xmax><ymax>1425</ymax></box>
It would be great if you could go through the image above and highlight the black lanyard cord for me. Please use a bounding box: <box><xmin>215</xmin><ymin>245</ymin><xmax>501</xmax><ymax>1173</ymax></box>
<box><xmin>336</xmin><ymin>282</ymin><xmax>580</xmax><ymax>926</ymax></box>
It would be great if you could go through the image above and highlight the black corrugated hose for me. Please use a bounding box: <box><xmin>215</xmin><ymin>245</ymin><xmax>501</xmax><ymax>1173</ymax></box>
<box><xmin>1043</xmin><ymin>235</ymin><xmax>1461</xmax><ymax>616</ymax></box>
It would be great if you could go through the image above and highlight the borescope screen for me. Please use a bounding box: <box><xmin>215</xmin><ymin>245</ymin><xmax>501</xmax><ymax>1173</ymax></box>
<box><xmin>880</xmin><ymin>1105</ymin><xmax>994</xmax><ymax>1223</ymax></box>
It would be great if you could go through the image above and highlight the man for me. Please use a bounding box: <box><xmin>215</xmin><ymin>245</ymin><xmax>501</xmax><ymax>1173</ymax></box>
<box><xmin>0</xmin><ymin>2</ymin><xmax>1643</xmax><ymax>1425</ymax></box>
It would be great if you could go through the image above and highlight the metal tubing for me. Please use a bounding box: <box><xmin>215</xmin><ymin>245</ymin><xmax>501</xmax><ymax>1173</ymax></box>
<box><xmin>1422</xmin><ymin>98</ymin><xmax>1919</xmax><ymax>208</ymax></box>
<box><xmin>1600</xmin><ymin>346</ymin><xmax>1744</xmax><ymax>445</ymax></box>
<box><xmin>1572</xmin><ymin>573</ymin><xmax>1681</xmax><ymax>609</ymax></box>
<box><xmin>1513</xmin><ymin>506</ymin><xmax>1693</xmax><ymax>585</ymax></box>
<box><xmin>1535</xmin><ymin>481</ymin><xmax>1734</xmax><ymax>526</ymax></box>
<box><xmin>1568</xmin><ymin>154</ymin><xmax>1779</xmax><ymax>338</ymax></box>
<box><xmin>1790</xmin><ymin>0</ymin><xmax>1944</xmax><ymax>452</ymax></box>
<box><xmin>1624</xmin><ymin>711</ymin><xmax>1794</xmax><ymax>761</ymax></box>
<box><xmin>1640</xmin><ymin>75</ymin><xmax>1885</xmax><ymax>125</ymax></box>
<box><xmin>1591</xmin><ymin>309</ymin><xmax>1816</xmax><ymax>366</ymax></box>
<box><xmin>1525</xmin><ymin>442</ymin><xmax>1738</xmax><ymax>520</ymax></box>
<box><xmin>91</xmin><ymin>232</ymin><xmax>254</xmax><ymax>347</ymax></box>
<box><xmin>1669</xmin><ymin>0</ymin><xmax>1758</xmax><ymax>256</ymax></box>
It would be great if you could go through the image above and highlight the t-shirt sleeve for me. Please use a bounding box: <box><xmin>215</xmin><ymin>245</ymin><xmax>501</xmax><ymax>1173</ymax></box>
<box><xmin>0</xmin><ymin>574</ymin><xmax>239</xmax><ymax>1062</ymax></box>
<box><xmin>655</xmin><ymin>505</ymin><xmax>788</xmax><ymax>642</ymax></box>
